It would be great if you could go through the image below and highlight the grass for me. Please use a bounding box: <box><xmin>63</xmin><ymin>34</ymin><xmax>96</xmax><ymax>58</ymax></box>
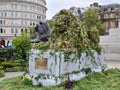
<box><xmin>0</xmin><ymin>68</ymin><xmax>120</xmax><ymax>90</ymax></box>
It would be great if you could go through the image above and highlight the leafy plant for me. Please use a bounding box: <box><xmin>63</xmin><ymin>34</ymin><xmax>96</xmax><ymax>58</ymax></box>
<box><xmin>48</xmin><ymin>9</ymin><xmax>100</xmax><ymax>58</ymax></box>
<box><xmin>29</xmin><ymin>27</ymin><xmax>38</xmax><ymax>39</ymax></box>
<box><xmin>12</xmin><ymin>33</ymin><xmax>31</xmax><ymax>61</ymax></box>
<box><xmin>0</xmin><ymin>66</ymin><xmax>3</xmax><ymax>70</ymax></box>
<box><xmin>47</xmin><ymin>19</ymin><xmax>55</xmax><ymax>30</ymax></box>
<box><xmin>0</xmin><ymin>48</ymin><xmax>16</xmax><ymax>61</ymax></box>
<box><xmin>83</xmin><ymin>7</ymin><xmax>104</xmax><ymax>35</ymax></box>
<box><xmin>34</xmin><ymin>42</ymin><xmax>50</xmax><ymax>51</ymax></box>
<box><xmin>5</xmin><ymin>67</ymin><xmax>25</xmax><ymax>72</ymax></box>
<box><xmin>0</xmin><ymin>70</ymin><xmax>5</xmax><ymax>78</ymax></box>
<box><xmin>1</xmin><ymin>61</ymin><xmax>14</xmax><ymax>68</ymax></box>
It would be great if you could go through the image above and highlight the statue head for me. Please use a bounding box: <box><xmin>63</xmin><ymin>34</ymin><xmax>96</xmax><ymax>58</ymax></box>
<box><xmin>31</xmin><ymin>20</ymin><xmax>50</xmax><ymax>43</ymax></box>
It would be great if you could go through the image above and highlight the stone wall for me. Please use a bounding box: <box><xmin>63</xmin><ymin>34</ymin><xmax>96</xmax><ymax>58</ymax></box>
<box><xmin>100</xmin><ymin>28</ymin><xmax>120</xmax><ymax>60</ymax></box>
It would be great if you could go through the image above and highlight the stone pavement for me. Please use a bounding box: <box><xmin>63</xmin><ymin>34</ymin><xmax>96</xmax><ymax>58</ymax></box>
<box><xmin>105</xmin><ymin>60</ymin><xmax>120</xmax><ymax>69</ymax></box>
<box><xmin>0</xmin><ymin>72</ymin><xmax>24</xmax><ymax>82</ymax></box>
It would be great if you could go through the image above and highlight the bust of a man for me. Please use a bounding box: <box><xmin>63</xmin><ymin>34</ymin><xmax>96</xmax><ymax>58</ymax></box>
<box><xmin>31</xmin><ymin>20</ymin><xmax>50</xmax><ymax>43</ymax></box>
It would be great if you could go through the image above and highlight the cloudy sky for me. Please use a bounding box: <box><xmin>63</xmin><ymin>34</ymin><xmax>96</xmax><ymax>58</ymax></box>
<box><xmin>46</xmin><ymin>0</ymin><xmax>120</xmax><ymax>19</ymax></box>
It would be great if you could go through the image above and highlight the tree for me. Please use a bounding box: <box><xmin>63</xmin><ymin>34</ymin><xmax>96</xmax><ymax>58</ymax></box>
<box><xmin>83</xmin><ymin>8</ymin><xmax>104</xmax><ymax>35</ymax></box>
<box><xmin>47</xmin><ymin>19</ymin><xmax>55</xmax><ymax>30</ymax></box>
<box><xmin>82</xmin><ymin>8</ymin><xmax>103</xmax><ymax>53</ymax></box>
<box><xmin>29</xmin><ymin>27</ymin><xmax>38</xmax><ymax>39</ymax></box>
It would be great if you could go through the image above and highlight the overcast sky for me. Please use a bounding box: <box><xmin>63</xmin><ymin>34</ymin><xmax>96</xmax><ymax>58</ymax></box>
<box><xmin>46</xmin><ymin>0</ymin><xmax>120</xmax><ymax>19</ymax></box>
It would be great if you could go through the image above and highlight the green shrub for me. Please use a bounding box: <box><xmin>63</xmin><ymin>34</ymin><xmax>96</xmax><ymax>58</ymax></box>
<box><xmin>0</xmin><ymin>70</ymin><xmax>5</xmax><ymax>78</ymax></box>
<box><xmin>22</xmin><ymin>77</ymin><xmax>32</xmax><ymax>85</ymax></box>
<box><xmin>12</xmin><ymin>33</ymin><xmax>31</xmax><ymax>61</ymax></box>
<box><xmin>0</xmin><ymin>66</ymin><xmax>3</xmax><ymax>70</ymax></box>
<box><xmin>14</xmin><ymin>60</ymin><xmax>22</xmax><ymax>63</ymax></box>
<box><xmin>1</xmin><ymin>61</ymin><xmax>14</xmax><ymax>68</ymax></box>
<box><xmin>0</xmin><ymin>48</ymin><xmax>16</xmax><ymax>61</ymax></box>
<box><xmin>5</xmin><ymin>67</ymin><xmax>25</xmax><ymax>72</ymax></box>
<box><xmin>12</xmin><ymin>63</ymin><xmax>22</xmax><ymax>67</ymax></box>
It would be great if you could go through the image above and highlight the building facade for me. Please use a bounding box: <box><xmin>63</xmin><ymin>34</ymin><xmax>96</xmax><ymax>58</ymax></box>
<box><xmin>69</xmin><ymin>6</ymin><xmax>85</xmax><ymax>21</ymax></box>
<box><xmin>99</xmin><ymin>4</ymin><xmax>120</xmax><ymax>31</ymax></box>
<box><xmin>0</xmin><ymin>0</ymin><xmax>47</xmax><ymax>45</ymax></box>
<box><xmin>90</xmin><ymin>3</ymin><xmax>120</xmax><ymax>32</ymax></box>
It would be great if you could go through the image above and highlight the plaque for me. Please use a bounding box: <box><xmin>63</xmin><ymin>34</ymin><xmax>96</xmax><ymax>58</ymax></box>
<box><xmin>35</xmin><ymin>58</ymin><xmax>48</xmax><ymax>70</ymax></box>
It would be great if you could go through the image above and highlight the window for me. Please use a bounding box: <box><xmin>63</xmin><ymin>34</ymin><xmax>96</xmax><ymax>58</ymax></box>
<box><xmin>11</xmin><ymin>20</ymin><xmax>14</xmax><ymax>25</ymax></box>
<box><xmin>1</xmin><ymin>12</ymin><xmax>7</xmax><ymax>17</ymax></box>
<box><xmin>4</xmin><ymin>29</ymin><xmax>5</xmax><ymax>33</ymax></box>
<box><xmin>115</xmin><ymin>21</ymin><xmax>118</xmax><ymax>28</ymax></box>
<box><xmin>15</xmin><ymin>28</ymin><xmax>18</xmax><ymax>33</ymax></box>
<box><xmin>21</xmin><ymin>20</ymin><xmax>23</xmax><ymax>25</ymax></box>
<box><xmin>11</xmin><ymin>12</ymin><xmax>14</xmax><ymax>17</ymax></box>
<box><xmin>11</xmin><ymin>12</ymin><xmax>17</xmax><ymax>17</ymax></box>
<box><xmin>25</xmin><ymin>20</ymin><xmax>27</xmax><ymax>25</ymax></box>
<box><xmin>21</xmin><ymin>5</ymin><xmax>27</xmax><ymax>10</ymax></box>
<box><xmin>11</xmin><ymin>28</ymin><xmax>14</xmax><ymax>33</ymax></box>
<box><xmin>21</xmin><ymin>29</ymin><xmax>23</xmax><ymax>33</ymax></box>
<box><xmin>3</xmin><ymin>20</ymin><xmax>5</xmax><ymax>25</ymax></box>
<box><xmin>11</xmin><ymin>4</ymin><xmax>17</xmax><ymax>10</ymax></box>
<box><xmin>0</xmin><ymin>4</ymin><xmax>6</xmax><ymax>10</ymax></box>
<box><xmin>33</xmin><ymin>22</ymin><xmax>35</xmax><ymax>26</ymax></box>
<box><xmin>108</xmin><ymin>14</ymin><xmax>111</xmax><ymax>18</ymax></box>
<box><xmin>25</xmin><ymin>29</ymin><xmax>27</xmax><ymax>33</ymax></box>
<box><xmin>21</xmin><ymin>13</ymin><xmax>27</xmax><ymax>18</ymax></box>
<box><xmin>0</xmin><ymin>20</ymin><xmax>2</xmax><ymax>25</ymax></box>
<box><xmin>25</xmin><ymin>13</ymin><xmax>27</xmax><ymax>18</ymax></box>
<box><xmin>0</xmin><ymin>28</ymin><xmax>3</xmax><ymax>33</ymax></box>
<box><xmin>0</xmin><ymin>20</ymin><xmax>5</xmax><ymax>25</ymax></box>
<box><xmin>30</xmin><ymin>14</ymin><xmax>32</xmax><ymax>18</ymax></box>
<box><xmin>15</xmin><ymin>12</ymin><xmax>17</xmax><ymax>17</ymax></box>
<box><xmin>30</xmin><ymin>6</ymin><xmax>35</xmax><ymax>11</ymax></box>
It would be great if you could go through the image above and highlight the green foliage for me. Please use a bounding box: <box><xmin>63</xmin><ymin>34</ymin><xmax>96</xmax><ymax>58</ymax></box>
<box><xmin>82</xmin><ymin>8</ymin><xmax>103</xmax><ymax>52</ymax></box>
<box><xmin>83</xmin><ymin>7</ymin><xmax>104</xmax><ymax>35</ymax></box>
<box><xmin>33</xmin><ymin>42</ymin><xmax>50</xmax><ymax>51</ymax></box>
<box><xmin>1</xmin><ymin>61</ymin><xmax>14</xmax><ymax>68</ymax></box>
<box><xmin>49</xmin><ymin>9</ymin><xmax>89</xmax><ymax>52</ymax></box>
<box><xmin>29</xmin><ymin>27</ymin><xmax>38</xmax><ymax>39</ymax></box>
<box><xmin>81</xmin><ymin>68</ymin><xmax>92</xmax><ymax>75</ymax></box>
<box><xmin>48</xmin><ymin>9</ymin><xmax>102</xmax><ymax>58</ymax></box>
<box><xmin>0</xmin><ymin>60</ymin><xmax>25</xmax><ymax>72</ymax></box>
<box><xmin>86</xmin><ymin>27</ymin><xmax>102</xmax><ymax>53</ymax></box>
<box><xmin>12</xmin><ymin>33</ymin><xmax>31</xmax><ymax>60</ymax></box>
<box><xmin>0</xmin><ymin>48</ymin><xmax>16</xmax><ymax>61</ymax></box>
<box><xmin>47</xmin><ymin>19</ymin><xmax>55</xmax><ymax>30</ymax></box>
<box><xmin>22</xmin><ymin>78</ymin><xmax>32</xmax><ymax>85</ymax></box>
<box><xmin>74</xmin><ymin>69</ymin><xmax>120</xmax><ymax>90</ymax></box>
<box><xmin>0</xmin><ymin>69</ymin><xmax>120</xmax><ymax>90</ymax></box>
<box><xmin>5</xmin><ymin>67</ymin><xmax>25</xmax><ymax>72</ymax></box>
<box><xmin>0</xmin><ymin>66</ymin><xmax>3</xmax><ymax>70</ymax></box>
<box><xmin>35</xmin><ymin>9</ymin><xmax>102</xmax><ymax>62</ymax></box>
<box><xmin>0</xmin><ymin>70</ymin><xmax>5</xmax><ymax>78</ymax></box>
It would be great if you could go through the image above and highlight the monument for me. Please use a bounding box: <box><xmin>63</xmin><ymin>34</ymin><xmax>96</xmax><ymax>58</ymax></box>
<box><xmin>29</xmin><ymin>10</ymin><xmax>105</xmax><ymax>86</ymax></box>
<box><xmin>31</xmin><ymin>20</ymin><xmax>50</xmax><ymax>43</ymax></box>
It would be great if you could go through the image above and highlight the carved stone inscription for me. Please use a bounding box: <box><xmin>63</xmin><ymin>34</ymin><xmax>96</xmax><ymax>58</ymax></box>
<box><xmin>35</xmin><ymin>58</ymin><xmax>48</xmax><ymax>70</ymax></box>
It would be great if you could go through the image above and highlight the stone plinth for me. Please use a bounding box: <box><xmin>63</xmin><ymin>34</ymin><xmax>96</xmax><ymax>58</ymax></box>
<box><xmin>29</xmin><ymin>50</ymin><xmax>104</xmax><ymax>86</ymax></box>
